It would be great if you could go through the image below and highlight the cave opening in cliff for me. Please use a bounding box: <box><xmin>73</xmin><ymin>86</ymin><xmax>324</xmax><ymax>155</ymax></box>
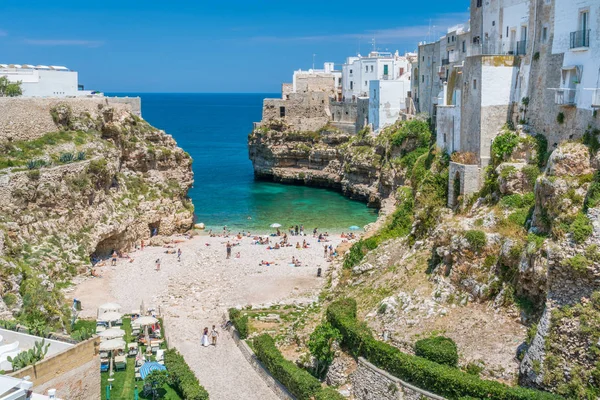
<box><xmin>149</xmin><ymin>222</ymin><xmax>160</xmax><ymax>237</ymax></box>
<box><xmin>93</xmin><ymin>230</ymin><xmax>129</xmax><ymax>259</ymax></box>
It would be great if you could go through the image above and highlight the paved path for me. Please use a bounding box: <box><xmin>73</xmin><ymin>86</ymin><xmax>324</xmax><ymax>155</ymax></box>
<box><xmin>70</xmin><ymin>233</ymin><xmax>342</xmax><ymax>399</ymax></box>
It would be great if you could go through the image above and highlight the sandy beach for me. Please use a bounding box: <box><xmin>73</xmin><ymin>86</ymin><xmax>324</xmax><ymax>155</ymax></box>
<box><xmin>68</xmin><ymin>231</ymin><xmax>347</xmax><ymax>400</ymax></box>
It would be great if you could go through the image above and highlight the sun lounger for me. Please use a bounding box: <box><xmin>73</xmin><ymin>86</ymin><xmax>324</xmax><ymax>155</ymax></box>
<box><xmin>156</xmin><ymin>349</ymin><xmax>164</xmax><ymax>364</ymax></box>
<box><xmin>127</xmin><ymin>343</ymin><xmax>138</xmax><ymax>357</ymax></box>
<box><xmin>100</xmin><ymin>358</ymin><xmax>110</xmax><ymax>372</ymax></box>
<box><xmin>114</xmin><ymin>355</ymin><xmax>127</xmax><ymax>371</ymax></box>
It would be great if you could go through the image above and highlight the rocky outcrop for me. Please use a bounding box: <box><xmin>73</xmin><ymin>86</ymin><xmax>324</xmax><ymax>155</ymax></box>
<box><xmin>248</xmin><ymin>126</ymin><xmax>401</xmax><ymax>207</ymax></box>
<box><xmin>0</xmin><ymin>100</ymin><xmax>193</xmax><ymax>323</ymax></box>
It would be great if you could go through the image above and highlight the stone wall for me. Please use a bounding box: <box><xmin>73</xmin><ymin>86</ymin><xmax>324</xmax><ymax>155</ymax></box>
<box><xmin>105</xmin><ymin>96</ymin><xmax>142</xmax><ymax>117</ymax></box>
<box><xmin>351</xmin><ymin>357</ymin><xmax>445</xmax><ymax>400</ymax></box>
<box><xmin>295</xmin><ymin>74</ymin><xmax>336</xmax><ymax>95</ymax></box>
<box><xmin>0</xmin><ymin>97</ymin><xmax>135</xmax><ymax>143</ymax></box>
<box><xmin>225</xmin><ymin>321</ymin><xmax>294</xmax><ymax>400</ymax></box>
<box><xmin>448</xmin><ymin>162</ymin><xmax>481</xmax><ymax>207</ymax></box>
<box><xmin>10</xmin><ymin>337</ymin><xmax>100</xmax><ymax>400</ymax></box>
<box><xmin>330</xmin><ymin>102</ymin><xmax>358</xmax><ymax>134</ymax></box>
<box><xmin>261</xmin><ymin>92</ymin><xmax>330</xmax><ymax>132</ymax></box>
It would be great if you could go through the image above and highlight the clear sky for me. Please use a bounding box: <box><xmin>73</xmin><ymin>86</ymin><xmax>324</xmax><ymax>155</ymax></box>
<box><xmin>0</xmin><ymin>1</ymin><xmax>469</xmax><ymax>93</ymax></box>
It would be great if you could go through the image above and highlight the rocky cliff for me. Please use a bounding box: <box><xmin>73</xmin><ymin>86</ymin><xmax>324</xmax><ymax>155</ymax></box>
<box><xmin>248</xmin><ymin>121</ymin><xmax>410</xmax><ymax>207</ymax></box>
<box><xmin>0</xmin><ymin>99</ymin><xmax>193</xmax><ymax>327</ymax></box>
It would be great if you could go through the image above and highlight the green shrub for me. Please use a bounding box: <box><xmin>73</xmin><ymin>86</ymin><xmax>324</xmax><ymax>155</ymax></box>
<box><xmin>585</xmin><ymin>173</ymin><xmax>600</xmax><ymax>210</ymax></box>
<box><xmin>228</xmin><ymin>308</ymin><xmax>249</xmax><ymax>339</ymax></box>
<box><xmin>390</xmin><ymin>119</ymin><xmax>431</xmax><ymax>149</ymax></box>
<box><xmin>326</xmin><ymin>298</ymin><xmax>562</xmax><ymax>400</ymax></box>
<box><xmin>583</xmin><ymin>128</ymin><xmax>600</xmax><ymax>154</ymax></box>
<box><xmin>570</xmin><ymin>212</ymin><xmax>593</xmax><ymax>244</ymax></box>
<box><xmin>464</xmin><ymin>230</ymin><xmax>487</xmax><ymax>253</ymax></box>
<box><xmin>27</xmin><ymin>169</ymin><xmax>40</xmax><ymax>180</ymax></box>
<box><xmin>414</xmin><ymin>336</ymin><xmax>458</xmax><ymax>367</ymax></box>
<box><xmin>253</xmin><ymin>334</ymin><xmax>344</xmax><ymax>400</ymax></box>
<box><xmin>557</xmin><ymin>112</ymin><xmax>565</xmax><ymax>124</ymax></box>
<box><xmin>308</xmin><ymin>322</ymin><xmax>342</xmax><ymax>378</ymax></box>
<box><xmin>491</xmin><ymin>130</ymin><xmax>519</xmax><ymax>165</ymax></box>
<box><xmin>534</xmin><ymin>134</ymin><xmax>549</xmax><ymax>168</ymax></box>
<box><xmin>164</xmin><ymin>348</ymin><xmax>209</xmax><ymax>400</ymax></box>
<box><xmin>562</xmin><ymin>254</ymin><xmax>591</xmax><ymax>274</ymax></box>
<box><xmin>522</xmin><ymin>165</ymin><xmax>540</xmax><ymax>188</ymax></box>
<box><xmin>464</xmin><ymin>362</ymin><xmax>484</xmax><ymax>377</ymax></box>
<box><xmin>2</xmin><ymin>293</ymin><xmax>17</xmax><ymax>307</ymax></box>
<box><xmin>499</xmin><ymin>193</ymin><xmax>535</xmax><ymax>209</ymax></box>
<box><xmin>0</xmin><ymin>320</ymin><xmax>18</xmax><ymax>331</ymax></box>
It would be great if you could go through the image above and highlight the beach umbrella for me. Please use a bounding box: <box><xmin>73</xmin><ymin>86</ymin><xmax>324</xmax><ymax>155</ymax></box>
<box><xmin>99</xmin><ymin>302</ymin><xmax>121</xmax><ymax>312</ymax></box>
<box><xmin>270</xmin><ymin>223</ymin><xmax>282</xmax><ymax>228</ymax></box>
<box><xmin>139</xmin><ymin>361</ymin><xmax>167</xmax><ymax>380</ymax></box>
<box><xmin>98</xmin><ymin>311</ymin><xmax>122</xmax><ymax>322</ymax></box>
<box><xmin>99</xmin><ymin>338</ymin><xmax>126</xmax><ymax>377</ymax></box>
<box><xmin>349</xmin><ymin>226</ymin><xmax>360</xmax><ymax>230</ymax></box>
<box><xmin>97</xmin><ymin>328</ymin><xmax>125</xmax><ymax>340</ymax></box>
<box><xmin>136</xmin><ymin>316</ymin><xmax>158</xmax><ymax>354</ymax></box>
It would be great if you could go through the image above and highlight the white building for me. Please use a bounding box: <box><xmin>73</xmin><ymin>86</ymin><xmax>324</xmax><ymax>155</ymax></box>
<box><xmin>368</xmin><ymin>59</ymin><xmax>414</xmax><ymax>131</ymax></box>
<box><xmin>342</xmin><ymin>51</ymin><xmax>411</xmax><ymax>101</ymax></box>
<box><xmin>549</xmin><ymin>0</ymin><xmax>599</xmax><ymax>110</ymax></box>
<box><xmin>0</xmin><ymin>375</ymin><xmax>60</xmax><ymax>400</ymax></box>
<box><xmin>0</xmin><ymin>64</ymin><xmax>99</xmax><ymax>98</ymax></box>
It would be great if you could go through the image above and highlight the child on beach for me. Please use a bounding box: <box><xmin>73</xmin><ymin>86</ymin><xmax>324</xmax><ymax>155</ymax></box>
<box><xmin>155</xmin><ymin>258</ymin><xmax>161</xmax><ymax>271</ymax></box>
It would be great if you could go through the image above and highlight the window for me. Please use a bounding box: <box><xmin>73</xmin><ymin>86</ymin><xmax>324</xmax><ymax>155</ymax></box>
<box><xmin>370</xmin><ymin>65</ymin><xmax>373</xmax><ymax>72</ymax></box>
<box><xmin>448</xmin><ymin>37</ymin><xmax>450</xmax><ymax>43</ymax></box>
<box><xmin>580</xmin><ymin>10</ymin><xmax>589</xmax><ymax>32</ymax></box>
<box><xmin>374</xmin><ymin>89</ymin><xmax>377</xmax><ymax>97</ymax></box>
<box><xmin>422</xmin><ymin>75</ymin><xmax>425</xmax><ymax>83</ymax></box>
<box><xmin>365</xmin><ymin>65</ymin><xmax>368</xmax><ymax>72</ymax></box>
<box><xmin>477</xmin><ymin>0</ymin><xmax>482</xmax><ymax>7</ymax></box>
<box><xmin>279</xmin><ymin>106</ymin><xmax>285</xmax><ymax>117</ymax></box>
<box><xmin>506</xmin><ymin>26</ymin><xmax>509</xmax><ymax>37</ymax></box>
<box><xmin>399</xmin><ymin>67</ymin><xmax>404</xmax><ymax>75</ymax></box>
<box><xmin>542</xmin><ymin>26</ymin><xmax>548</xmax><ymax>42</ymax></box>
<box><xmin>473</xmin><ymin>79</ymin><xmax>477</xmax><ymax>90</ymax></box>
<box><xmin>383</xmin><ymin>65</ymin><xmax>389</xmax><ymax>75</ymax></box>
<box><xmin>364</xmin><ymin>81</ymin><xmax>367</xmax><ymax>86</ymax></box>
<box><xmin>422</xmin><ymin>56</ymin><xmax>425</xmax><ymax>61</ymax></box>
<box><xmin>492</xmin><ymin>21</ymin><xmax>495</xmax><ymax>26</ymax></box>
<box><xmin>350</xmin><ymin>81</ymin><xmax>353</xmax><ymax>90</ymax></box>
<box><xmin>350</xmin><ymin>69</ymin><xmax>353</xmax><ymax>74</ymax></box>
<box><xmin>462</xmin><ymin>40</ymin><xmax>466</xmax><ymax>52</ymax></box>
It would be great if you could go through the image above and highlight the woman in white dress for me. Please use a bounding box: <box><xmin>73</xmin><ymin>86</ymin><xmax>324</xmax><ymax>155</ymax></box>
<box><xmin>201</xmin><ymin>327</ymin><xmax>210</xmax><ymax>347</ymax></box>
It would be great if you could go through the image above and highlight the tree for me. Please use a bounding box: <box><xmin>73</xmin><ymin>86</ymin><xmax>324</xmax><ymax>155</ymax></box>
<box><xmin>0</xmin><ymin>76</ymin><xmax>23</xmax><ymax>97</ymax></box>
<box><xmin>307</xmin><ymin>322</ymin><xmax>342</xmax><ymax>379</ymax></box>
<box><xmin>143</xmin><ymin>370</ymin><xmax>168</xmax><ymax>399</ymax></box>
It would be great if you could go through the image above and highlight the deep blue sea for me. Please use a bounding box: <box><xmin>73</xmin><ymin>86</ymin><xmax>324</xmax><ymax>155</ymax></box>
<box><xmin>109</xmin><ymin>93</ymin><xmax>378</xmax><ymax>232</ymax></box>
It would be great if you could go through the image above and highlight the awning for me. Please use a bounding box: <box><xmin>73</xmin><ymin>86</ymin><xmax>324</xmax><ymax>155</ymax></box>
<box><xmin>562</xmin><ymin>65</ymin><xmax>577</xmax><ymax>70</ymax></box>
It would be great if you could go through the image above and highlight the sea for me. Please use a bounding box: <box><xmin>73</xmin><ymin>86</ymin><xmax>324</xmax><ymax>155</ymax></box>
<box><xmin>108</xmin><ymin>93</ymin><xmax>378</xmax><ymax>233</ymax></box>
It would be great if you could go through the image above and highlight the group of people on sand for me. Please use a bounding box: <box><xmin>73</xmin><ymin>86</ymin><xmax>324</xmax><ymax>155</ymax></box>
<box><xmin>295</xmin><ymin>240</ymin><xmax>310</xmax><ymax>249</ymax></box>
<box><xmin>340</xmin><ymin>232</ymin><xmax>357</xmax><ymax>240</ymax></box>
<box><xmin>287</xmin><ymin>225</ymin><xmax>305</xmax><ymax>236</ymax></box>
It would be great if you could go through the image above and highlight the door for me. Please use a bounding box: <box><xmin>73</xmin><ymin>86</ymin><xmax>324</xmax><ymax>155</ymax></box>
<box><xmin>509</xmin><ymin>29</ymin><xmax>516</xmax><ymax>54</ymax></box>
<box><xmin>581</xmin><ymin>11</ymin><xmax>589</xmax><ymax>45</ymax></box>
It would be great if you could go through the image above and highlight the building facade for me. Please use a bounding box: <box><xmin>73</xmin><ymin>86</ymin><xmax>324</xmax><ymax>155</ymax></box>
<box><xmin>0</xmin><ymin>64</ymin><xmax>98</xmax><ymax>98</ymax></box>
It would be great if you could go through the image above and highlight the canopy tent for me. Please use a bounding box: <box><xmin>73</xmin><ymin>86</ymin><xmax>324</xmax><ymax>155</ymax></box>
<box><xmin>139</xmin><ymin>362</ymin><xmax>167</xmax><ymax>380</ymax></box>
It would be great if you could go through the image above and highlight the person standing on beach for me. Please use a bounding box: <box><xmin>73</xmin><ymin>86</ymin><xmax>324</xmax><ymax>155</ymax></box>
<box><xmin>201</xmin><ymin>327</ymin><xmax>210</xmax><ymax>347</ymax></box>
<box><xmin>177</xmin><ymin>248</ymin><xmax>182</xmax><ymax>262</ymax></box>
<box><xmin>226</xmin><ymin>242</ymin><xmax>232</xmax><ymax>259</ymax></box>
<box><xmin>295</xmin><ymin>225</ymin><xmax>299</xmax><ymax>235</ymax></box>
<box><xmin>211</xmin><ymin>325</ymin><xmax>219</xmax><ymax>346</ymax></box>
<box><xmin>141</xmin><ymin>240</ymin><xmax>144</xmax><ymax>251</ymax></box>
<box><xmin>155</xmin><ymin>258</ymin><xmax>161</xmax><ymax>271</ymax></box>
<box><xmin>324</xmin><ymin>245</ymin><xmax>328</xmax><ymax>258</ymax></box>
<box><xmin>300</xmin><ymin>225</ymin><xmax>304</xmax><ymax>235</ymax></box>
<box><xmin>111</xmin><ymin>250</ymin><xmax>118</xmax><ymax>266</ymax></box>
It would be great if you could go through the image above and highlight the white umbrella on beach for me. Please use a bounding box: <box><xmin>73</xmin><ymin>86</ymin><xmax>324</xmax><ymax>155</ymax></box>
<box><xmin>270</xmin><ymin>223</ymin><xmax>282</xmax><ymax>228</ymax></box>
<box><xmin>97</xmin><ymin>328</ymin><xmax>125</xmax><ymax>340</ymax></box>
<box><xmin>99</xmin><ymin>338</ymin><xmax>126</xmax><ymax>377</ymax></box>
<box><xmin>98</xmin><ymin>311</ymin><xmax>122</xmax><ymax>327</ymax></box>
<box><xmin>98</xmin><ymin>303</ymin><xmax>121</xmax><ymax>318</ymax></box>
<box><xmin>136</xmin><ymin>316</ymin><xmax>158</xmax><ymax>354</ymax></box>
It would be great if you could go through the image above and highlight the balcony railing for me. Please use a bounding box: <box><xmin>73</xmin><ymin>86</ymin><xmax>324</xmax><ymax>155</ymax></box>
<box><xmin>441</xmin><ymin>58</ymin><xmax>450</xmax><ymax>66</ymax></box>
<box><xmin>570</xmin><ymin>29</ymin><xmax>590</xmax><ymax>49</ymax></box>
<box><xmin>592</xmin><ymin>89</ymin><xmax>600</xmax><ymax>108</ymax></box>
<box><xmin>554</xmin><ymin>88</ymin><xmax>577</xmax><ymax>105</ymax></box>
<box><xmin>516</xmin><ymin>40</ymin><xmax>527</xmax><ymax>56</ymax></box>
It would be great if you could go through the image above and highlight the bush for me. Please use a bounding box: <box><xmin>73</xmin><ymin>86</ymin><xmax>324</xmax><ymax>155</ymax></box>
<box><xmin>570</xmin><ymin>212</ymin><xmax>593</xmax><ymax>244</ymax></box>
<box><xmin>326</xmin><ymin>298</ymin><xmax>562</xmax><ymax>400</ymax></box>
<box><xmin>228</xmin><ymin>308</ymin><xmax>249</xmax><ymax>339</ymax></box>
<box><xmin>464</xmin><ymin>230</ymin><xmax>487</xmax><ymax>253</ymax></box>
<box><xmin>308</xmin><ymin>322</ymin><xmax>342</xmax><ymax>378</ymax></box>
<box><xmin>491</xmin><ymin>130</ymin><xmax>520</xmax><ymax>165</ymax></box>
<box><xmin>414</xmin><ymin>336</ymin><xmax>458</xmax><ymax>367</ymax></box>
<box><xmin>253</xmin><ymin>334</ymin><xmax>344</xmax><ymax>400</ymax></box>
<box><xmin>164</xmin><ymin>348</ymin><xmax>209</xmax><ymax>400</ymax></box>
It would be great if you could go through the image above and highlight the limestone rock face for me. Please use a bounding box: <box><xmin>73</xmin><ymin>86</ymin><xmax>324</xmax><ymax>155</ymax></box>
<box><xmin>248</xmin><ymin>128</ymin><xmax>399</xmax><ymax>207</ymax></box>
<box><xmin>0</xmin><ymin>101</ymin><xmax>193</xmax><ymax>319</ymax></box>
<box><xmin>496</xmin><ymin>162</ymin><xmax>532</xmax><ymax>195</ymax></box>
<box><xmin>546</xmin><ymin>142</ymin><xmax>592</xmax><ymax>177</ymax></box>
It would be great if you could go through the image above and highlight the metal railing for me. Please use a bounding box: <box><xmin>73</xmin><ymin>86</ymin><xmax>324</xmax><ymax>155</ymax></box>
<box><xmin>570</xmin><ymin>29</ymin><xmax>590</xmax><ymax>49</ymax></box>
<box><xmin>441</xmin><ymin>58</ymin><xmax>450</xmax><ymax>66</ymax></box>
<box><xmin>554</xmin><ymin>88</ymin><xmax>577</xmax><ymax>105</ymax></box>
<box><xmin>516</xmin><ymin>40</ymin><xmax>527</xmax><ymax>56</ymax></box>
<box><xmin>592</xmin><ymin>88</ymin><xmax>600</xmax><ymax>108</ymax></box>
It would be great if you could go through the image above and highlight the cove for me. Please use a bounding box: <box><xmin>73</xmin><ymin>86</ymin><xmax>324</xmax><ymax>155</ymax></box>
<box><xmin>108</xmin><ymin>93</ymin><xmax>378</xmax><ymax>232</ymax></box>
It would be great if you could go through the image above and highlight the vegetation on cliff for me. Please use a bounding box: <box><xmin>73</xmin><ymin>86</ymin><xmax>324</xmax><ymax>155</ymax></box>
<box><xmin>0</xmin><ymin>102</ymin><xmax>193</xmax><ymax>333</ymax></box>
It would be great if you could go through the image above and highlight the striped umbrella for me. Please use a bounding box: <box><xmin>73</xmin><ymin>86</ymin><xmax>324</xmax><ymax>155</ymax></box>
<box><xmin>139</xmin><ymin>361</ymin><xmax>167</xmax><ymax>380</ymax></box>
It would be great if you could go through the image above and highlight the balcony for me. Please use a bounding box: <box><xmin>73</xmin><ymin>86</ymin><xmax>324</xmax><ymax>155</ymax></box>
<box><xmin>516</xmin><ymin>40</ymin><xmax>527</xmax><ymax>56</ymax></box>
<box><xmin>570</xmin><ymin>29</ymin><xmax>590</xmax><ymax>49</ymax></box>
<box><xmin>592</xmin><ymin>89</ymin><xmax>600</xmax><ymax>108</ymax></box>
<box><xmin>554</xmin><ymin>88</ymin><xmax>577</xmax><ymax>106</ymax></box>
<box><xmin>441</xmin><ymin>58</ymin><xmax>450</xmax><ymax>66</ymax></box>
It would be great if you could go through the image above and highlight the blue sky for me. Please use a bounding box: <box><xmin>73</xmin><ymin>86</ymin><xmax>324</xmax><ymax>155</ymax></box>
<box><xmin>0</xmin><ymin>1</ymin><xmax>469</xmax><ymax>92</ymax></box>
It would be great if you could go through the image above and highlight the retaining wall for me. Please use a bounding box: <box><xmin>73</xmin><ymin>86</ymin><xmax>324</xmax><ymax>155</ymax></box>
<box><xmin>224</xmin><ymin>318</ymin><xmax>295</xmax><ymax>400</ymax></box>
<box><xmin>351</xmin><ymin>357</ymin><xmax>446</xmax><ymax>400</ymax></box>
<box><xmin>9</xmin><ymin>336</ymin><xmax>100</xmax><ymax>400</ymax></box>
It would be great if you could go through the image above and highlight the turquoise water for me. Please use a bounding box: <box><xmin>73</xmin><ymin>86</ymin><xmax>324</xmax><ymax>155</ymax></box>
<box><xmin>110</xmin><ymin>93</ymin><xmax>378</xmax><ymax>232</ymax></box>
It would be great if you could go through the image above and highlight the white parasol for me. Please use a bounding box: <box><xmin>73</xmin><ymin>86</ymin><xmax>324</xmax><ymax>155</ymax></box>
<box><xmin>97</xmin><ymin>328</ymin><xmax>125</xmax><ymax>340</ymax></box>
<box><xmin>99</xmin><ymin>338</ymin><xmax>125</xmax><ymax>377</ymax></box>
<box><xmin>98</xmin><ymin>303</ymin><xmax>121</xmax><ymax>319</ymax></box>
<box><xmin>97</xmin><ymin>311</ymin><xmax>122</xmax><ymax>322</ymax></box>
<box><xmin>270</xmin><ymin>223</ymin><xmax>282</xmax><ymax>228</ymax></box>
<box><xmin>136</xmin><ymin>316</ymin><xmax>158</xmax><ymax>354</ymax></box>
